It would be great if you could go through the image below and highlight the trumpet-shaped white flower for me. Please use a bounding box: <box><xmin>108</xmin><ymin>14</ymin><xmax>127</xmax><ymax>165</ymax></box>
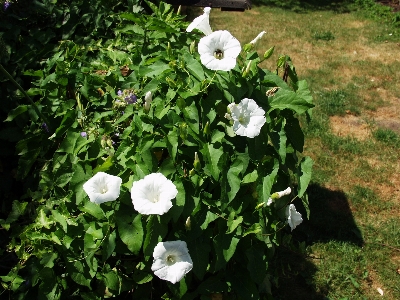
<box><xmin>83</xmin><ymin>172</ymin><xmax>122</xmax><ymax>204</ymax></box>
<box><xmin>151</xmin><ymin>240</ymin><xmax>193</xmax><ymax>284</ymax></box>
<box><xmin>250</xmin><ymin>31</ymin><xmax>266</xmax><ymax>44</ymax></box>
<box><xmin>267</xmin><ymin>187</ymin><xmax>292</xmax><ymax>206</ymax></box>
<box><xmin>131</xmin><ymin>173</ymin><xmax>178</xmax><ymax>215</ymax></box>
<box><xmin>198</xmin><ymin>30</ymin><xmax>241</xmax><ymax>71</ymax></box>
<box><xmin>186</xmin><ymin>7</ymin><xmax>212</xmax><ymax>36</ymax></box>
<box><xmin>286</xmin><ymin>204</ymin><xmax>303</xmax><ymax>231</ymax></box>
<box><xmin>230</xmin><ymin>98</ymin><xmax>266</xmax><ymax>138</ymax></box>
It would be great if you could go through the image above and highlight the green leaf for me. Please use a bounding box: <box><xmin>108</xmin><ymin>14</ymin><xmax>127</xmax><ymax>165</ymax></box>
<box><xmin>183</xmin><ymin>52</ymin><xmax>205</xmax><ymax>81</ymax></box>
<box><xmin>269</xmin><ymin>88</ymin><xmax>314</xmax><ymax>114</ymax></box>
<box><xmin>117</xmin><ymin>214</ymin><xmax>144</xmax><ymax>255</ymax></box>
<box><xmin>103</xmin><ymin>270</ymin><xmax>120</xmax><ymax>292</ymax></box>
<box><xmin>187</xmin><ymin>237</ymin><xmax>211</xmax><ymax>280</ymax></box>
<box><xmin>93</xmin><ymin>156</ymin><xmax>114</xmax><ymax>174</ymax></box>
<box><xmin>103</xmin><ymin>230</ymin><xmax>117</xmax><ymax>261</ymax></box>
<box><xmin>37</xmin><ymin>209</ymin><xmax>53</xmax><ymax>229</ymax></box>
<box><xmin>285</xmin><ymin>117</ymin><xmax>304</xmax><ymax>152</ymax></box>
<box><xmin>0</xmin><ymin>200</ymin><xmax>28</xmax><ymax>230</ymax></box>
<box><xmin>80</xmin><ymin>201</ymin><xmax>106</xmax><ymax>220</ymax></box>
<box><xmin>51</xmin><ymin>110</ymin><xmax>77</xmax><ymax>139</ymax></box>
<box><xmin>270</xmin><ymin>119</ymin><xmax>287</xmax><ymax>164</ymax></box>
<box><xmin>227</xmin><ymin>213</ymin><xmax>243</xmax><ymax>234</ymax></box>
<box><xmin>40</xmin><ymin>253</ymin><xmax>58</xmax><ymax>268</ymax></box>
<box><xmin>166</xmin><ymin>128</ymin><xmax>178</xmax><ymax>161</ymax></box>
<box><xmin>143</xmin><ymin>216</ymin><xmax>167</xmax><ymax>258</ymax></box>
<box><xmin>201</xmin><ymin>143</ymin><xmax>224</xmax><ymax>181</ymax></box>
<box><xmin>246</xmin><ymin>245</ymin><xmax>266</xmax><ymax>284</ymax></box>
<box><xmin>5</xmin><ymin>105</ymin><xmax>28</xmax><ymax>121</ymax></box>
<box><xmin>298</xmin><ymin>156</ymin><xmax>313</xmax><ymax>198</ymax></box>
<box><xmin>170</xmin><ymin>179</ymin><xmax>185</xmax><ymax>222</ymax></box>
<box><xmin>51</xmin><ymin>210</ymin><xmax>68</xmax><ymax>232</ymax></box>
<box><xmin>56</xmin><ymin>130</ymin><xmax>80</xmax><ymax>154</ymax></box>
<box><xmin>261</xmin><ymin>159</ymin><xmax>279</xmax><ymax>203</ymax></box>
<box><xmin>242</xmin><ymin>170</ymin><xmax>258</xmax><ymax>184</ymax></box>
<box><xmin>243</xmin><ymin>223</ymin><xmax>262</xmax><ymax>237</ymax></box>
<box><xmin>213</xmin><ymin>232</ymin><xmax>240</xmax><ymax>271</ymax></box>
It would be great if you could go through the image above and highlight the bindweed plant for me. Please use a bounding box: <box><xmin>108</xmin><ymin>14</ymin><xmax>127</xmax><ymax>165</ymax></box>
<box><xmin>1</xmin><ymin>2</ymin><xmax>313</xmax><ymax>299</ymax></box>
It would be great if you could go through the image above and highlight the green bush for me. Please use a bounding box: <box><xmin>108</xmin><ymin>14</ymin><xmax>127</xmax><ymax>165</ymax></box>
<box><xmin>0</xmin><ymin>1</ymin><xmax>313</xmax><ymax>298</ymax></box>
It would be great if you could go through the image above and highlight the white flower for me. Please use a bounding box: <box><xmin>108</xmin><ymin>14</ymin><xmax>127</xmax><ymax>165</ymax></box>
<box><xmin>186</xmin><ymin>7</ymin><xmax>212</xmax><ymax>36</ymax></box>
<box><xmin>151</xmin><ymin>240</ymin><xmax>193</xmax><ymax>284</ymax></box>
<box><xmin>286</xmin><ymin>204</ymin><xmax>303</xmax><ymax>231</ymax></box>
<box><xmin>83</xmin><ymin>172</ymin><xmax>122</xmax><ymax>204</ymax></box>
<box><xmin>144</xmin><ymin>91</ymin><xmax>152</xmax><ymax>112</ymax></box>
<box><xmin>250</xmin><ymin>31</ymin><xmax>266</xmax><ymax>44</ymax></box>
<box><xmin>230</xmin><ymin>98</ymin><xmax>266</xmax><ymax>138</ymax></box>
<box><xmin>131</xmin><ymin>173</ymin><xmax>178</xmax><ymax>215</ymax></box>
<box><xmin>198</xmin><ymin>30</ymin><xmax>241</xmax><ymax>71</ymax></box>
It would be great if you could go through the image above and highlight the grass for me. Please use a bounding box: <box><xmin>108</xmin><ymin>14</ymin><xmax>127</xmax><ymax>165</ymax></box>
<box><xmin>194</xmin><ymin>3</ymin><xmax>400</xmax><ymax>299</ymax></box>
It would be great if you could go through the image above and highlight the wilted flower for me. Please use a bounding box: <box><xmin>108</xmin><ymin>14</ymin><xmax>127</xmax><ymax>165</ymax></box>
<box><xmin>144</xmin><ymin>91</ymin><xmax>152</xmax><ymax>112</ymax></box>
<box><xmin>229</xmin><ymin>98</ymin><xmax>266</xmax><ymax>138</ymax></box>
<box><xmin>151</xmin><ymin>240</ymin><xmax>193</xmax><ymax>284</ymax></box>
<box><xmin>131</xmin><ymin>173</ymin><xmax>178</xmax><ymax>215</ymax></box>
<box><xmin>198</xmin><ymin>30</ymin><xmax>241</xmax><ymax>71</ymax></box>
<box><xmin>83</xmin><ymin>172</ymin><xmax>122</xmax><ymax>204</ymax></box>
<box><xmin>186</xmin><ymin>7</ymin><xmax>212</xmax><ymax>36</ymax></box>
<box><xmin>286</xmin><ymin>204</ymin><xmax>303</xmax><ymax>231</ymax></box>
<box><xmin>250</xmin><ymin>31</ymin><xmax>266</xmax><ymax>45</ymax></box>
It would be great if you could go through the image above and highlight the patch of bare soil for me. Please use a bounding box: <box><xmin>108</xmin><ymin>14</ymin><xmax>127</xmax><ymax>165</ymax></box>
<box><xmin>330</xmin><ymin>114</ymin><xmax>371</xmax><ymax>140</ymax></box>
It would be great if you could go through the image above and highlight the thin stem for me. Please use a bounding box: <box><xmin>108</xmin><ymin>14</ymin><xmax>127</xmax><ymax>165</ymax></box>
<box><xmin>0</xmin><ymin>64</ymin><xmax>51</xmax><ymax>130</ymax></box>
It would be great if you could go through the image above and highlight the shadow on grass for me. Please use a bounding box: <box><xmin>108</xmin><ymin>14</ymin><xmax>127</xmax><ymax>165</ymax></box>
<box><xmin>271</xmin><ymin>183</ymin><xmax>363</xmax><ymax>299</ymax></box>
<box><xmin>252</xmin><ymin>0</ymin><xmax>354</xmax><ymax>13</ymax></box>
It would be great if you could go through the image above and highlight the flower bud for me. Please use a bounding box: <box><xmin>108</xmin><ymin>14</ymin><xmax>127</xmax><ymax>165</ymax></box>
<box><xmin>167</xmin><ymin>42</ymin><xmax>172</xmax><ymax>57</ymax></box>
<box><xmin>189</xmin><ymin>41</ymin><xmax>196</xmax><ymax>55</ymax></box>
<box><xmin>263</xmin><ymin>46</ymin><xmax>275</xmax><ymax>60</ymax></box>
<box><xmin>179</xmin><ymin>123</ymin><xmax>188</xmax><ymax>140</ymax></box>
<box><xmin>242</xmin><ymin>60</ymin><xmax>252</xmax><ymax>77</ymax></box>
<box><xmin>185</xmin><ymin>217</ymin><xmax>191</xmax><ymax>231</ymax></box>
<box><xmin>193</xmin><ymin>152</ymin><xmax>201</xmax><ymax>171</ymax></box>
<box><xmin>144</xmin><ymin>91</ymin><xmax>152</xmax><ymax>112</ymax></box>
<box><xmin>177</xmin><ymin>5</ymin><xmax>181</xmax><ymax>15</ymax></box>
<box><xmin>189</xmin><ymin>168</ymin><xmax>196</xmax><ymax>177</ymax></box>
<box><xmin>203</xmin><ymin>121</ymin><xmax>210</xmax><ymax>135</ymax></box>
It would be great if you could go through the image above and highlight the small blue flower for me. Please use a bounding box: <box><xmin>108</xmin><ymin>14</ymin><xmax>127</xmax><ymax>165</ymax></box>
<box><xmin>41</xmin><ymin>123</ymin><xmax>49</xmax><ymax>133</ymax></box>
<box><xmin>125</xmin><ymin>93</ymin><xmax>137</xmax><ymax>104</ymax></box>
<box><xmin>117</xmin><ymin>90</ymin><xmax>123</xmax><ymax>96</ymax></box>
<box><xmin>80</xmin><ymin>132</ymin><xmax>87</xmax><ymax>138</ymax></box>
<box><xmin>3</xmin><ymin>1</ymin><xmax>10</xmax><ymax>11</ymax></box>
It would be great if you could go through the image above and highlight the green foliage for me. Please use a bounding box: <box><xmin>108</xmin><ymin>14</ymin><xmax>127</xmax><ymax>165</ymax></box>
<box><xmin>355</xmin><ymin>0</ymin><xmax>400</xmax><ymax>27</ymax></box>
<box><xmin>0</xmin><ymin>1</ymin><xmax>313</xmax><ymax>299</ymax></box>
<box><xmin>312</xmin><ymin>30</ymin><xmax>335</xmax><ymax>41</ymax></box>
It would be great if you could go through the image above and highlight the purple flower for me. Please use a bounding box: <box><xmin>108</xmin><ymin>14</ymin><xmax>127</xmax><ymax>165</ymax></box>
<box><xmin>124</xmin><ymin>93</ymin><xmax>137</xmax><ymax>104</ymax></box>
<box><xmin>80</xmin><ymin>132</ymin><xmax>87</xmax><ymax>138</ymax></box>
<box><xmin>3</xmin><ymin>1</ymin><xmax>10</xmax><ymax>10</ymax></box>
<box><xmin>41</xmin><ymin>123</ymin><xmax>49</xmax><ymax>133</ymax></box>
<box><xmin>117</xmin><ymin>90</ymin><xmax>123</xmax><ymax>96</ymax></box>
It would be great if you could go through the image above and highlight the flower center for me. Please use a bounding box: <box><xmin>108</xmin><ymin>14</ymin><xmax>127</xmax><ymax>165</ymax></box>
<box><xmin>214</xmin><ymin>49</ymin><xmax>224</xmax><ymax>60</ymax></box>
<box><xmin>101</xmin><ymin>187</ymin><xmax>108</xmax><ymax>194</ymax></box>
<box><xmin>238</xmin><ymin>115</ymin><xmax>250</xmax><ymax>125</ymax></box>
<box><xmin>166</xmin><ymin>254</ymin><xmax>175</xmax><ymax>265</ymax></box>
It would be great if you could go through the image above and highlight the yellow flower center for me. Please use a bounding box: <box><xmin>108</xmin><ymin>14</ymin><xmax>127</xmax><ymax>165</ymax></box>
<box><xmin>214</xmin><ymin>49</ymin><xmax>224</xmax><ymax>60</ymax></box>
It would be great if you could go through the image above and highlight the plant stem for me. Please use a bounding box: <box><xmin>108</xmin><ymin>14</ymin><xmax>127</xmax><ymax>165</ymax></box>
<box><xmin>0</xmin><ymin>63</ymin><xmax>51</xmax><ymax>130</ymax></box>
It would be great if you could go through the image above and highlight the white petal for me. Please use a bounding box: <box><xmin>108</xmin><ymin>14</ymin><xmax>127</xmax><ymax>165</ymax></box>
<box><xmin>83</xmin><ymin>172</ymin><xmax>122</xmax><ymax>204</ymax></box>
<box><xmin>186</xmin><ymin>7</ymin><xmax>212</xmax><ymax>36</ymax></box>
<box><xmin>286</xmin><ymin>204</ymin><xmax>303</xmax><ymax>231</ymax></box>
<box><xmin>131</xmin><ymin>173</ymin><xmax>177</xmax><ymax>215</ymax></box>
<box><xmin>277</xmin><ymin>187</ymin><xmax>291</xmax><ymax>198</ymax></box>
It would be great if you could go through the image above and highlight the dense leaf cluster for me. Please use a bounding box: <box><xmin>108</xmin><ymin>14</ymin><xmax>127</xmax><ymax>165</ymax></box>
<box><xmin>1</xmin><ymin>1</ymin><xmax>313</xmax><ymax>299</ymax></box>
